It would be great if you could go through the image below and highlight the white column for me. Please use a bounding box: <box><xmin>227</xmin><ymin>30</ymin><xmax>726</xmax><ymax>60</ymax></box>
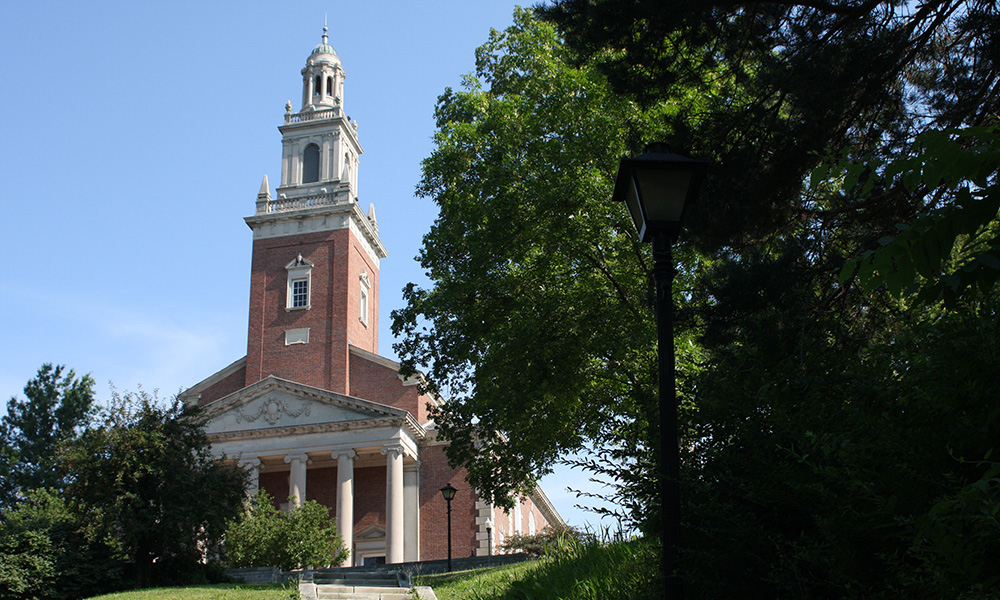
<box><xmin>333</xmin><ymin>449</ymin><xmax>356</xmax><ymax>566</ymax></box>
<box><xmin>285</xmin><ymin>453</ymin><xmax>309</xmax><ymax>508</ymax></box>
<box><xmin>403</xmin><ymin>463</ymin><xmax>420</xmax><ymax>562</ymax></box>
<box><xmin>382</xmin><ymin>445</ymin><xmax>405</xmax><ymax>564</ymax></box>
<box><xmin>237</xmin><ymin>457</ymin><xmax>261</xmax><ymax>498</ymax></box>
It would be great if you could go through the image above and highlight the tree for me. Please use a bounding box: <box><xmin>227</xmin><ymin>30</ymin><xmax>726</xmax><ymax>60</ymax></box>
<box><xmin>397</xmin><ymin>0</ymin><xmax>1000</xmax><ymax>596</ymax></box>
<box><xmin>0</xmin><ymin>489</ymin><xmax>124</xmax><ymax>600</ymax></box>
<box><xmin>0</xmin><ymin>364</ymin><xmax>95</xmax><ymax>508</ymax></box>
<box><xmin>535</xmin><ymin>1</ymin><xmax>1000</xmax><ymax>596</ymax></box>
<box><xmin>60</xmin><ymin>389</ymin><xmax>246</xmax><ymax>588</ymax></box>
<box><xmin>391</xmin><ymin>8</ymin><xmax>677</xmax><ymax>511</ymax></box>
<box><xmin>225</xmin><ymin>490</ymin><xmax>346</xmax><ymax>571</ymax></box>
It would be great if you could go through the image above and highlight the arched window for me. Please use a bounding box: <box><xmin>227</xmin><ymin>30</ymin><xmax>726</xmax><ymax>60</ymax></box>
<box><xmin>315</xmin><ymin>75</ymin><xmax>322</xmax><ymax>96</ymax></box>
<box><xmin>326</xmin><ymin>76</ymin><xmax>333</xmax><ymax>96</ymax></box>
<box><xmin>302</xmin><ymin>144</ymin><xmax>320</xmax><ymax>183</ymax></box>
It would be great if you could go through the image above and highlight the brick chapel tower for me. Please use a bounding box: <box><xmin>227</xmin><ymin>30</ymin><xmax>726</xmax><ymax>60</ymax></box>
<box><xmin>182</xmin><ymin>27</ymin><xmax>564</xmax><ymax>567</ymax></box>
<box><xmin>243</xmin><ymin>26</ymin><xmax>387</xmax><ymax>395</ymax></box>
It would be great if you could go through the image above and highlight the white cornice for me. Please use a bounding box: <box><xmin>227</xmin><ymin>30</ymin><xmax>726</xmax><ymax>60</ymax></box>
<box><xmin>244</xmin><ymin>201</ymin><xmax>388</xmax><ymax>263</ymax></box>
<box><xmin>530</xmin><ymin>485</ymin><xmax>566</xmax><ymax>529</ymax></box>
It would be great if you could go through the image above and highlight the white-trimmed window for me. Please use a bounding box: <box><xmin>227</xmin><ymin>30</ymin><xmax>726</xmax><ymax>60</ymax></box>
<box><xmin>359</xmin><ymin>272</ymin><xmax>371</xmax><ymax>326</ymax></box>
<box><xmin>286</xmin><ymin>254</ymin><xmax>314</xmax><ymax>310</ymax></box>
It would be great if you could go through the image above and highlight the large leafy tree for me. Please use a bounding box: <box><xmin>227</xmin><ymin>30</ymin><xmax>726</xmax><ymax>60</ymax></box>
<box><xmin>536</xmin><ymin>0</ymin><xmax>1000</xmax><ymax>597</ymax></box>
<box><xmin>392</xmin><ymin>8</ymin><xmax>679</xmax><ymax>508</ymax></box>
<box><xmin>0</xmin><ymin>364</ymin><xmax>95</xmax><ymax>508</ymax></box>
<box><xmin>397</xmin><ymin>0</ymin><xmax>1000</xmax><ymax>596</ymax></box>
<box><xmin>60</xmin><ymin>389</ymin><xmax>246</xmax><ymax>588</ymax></box>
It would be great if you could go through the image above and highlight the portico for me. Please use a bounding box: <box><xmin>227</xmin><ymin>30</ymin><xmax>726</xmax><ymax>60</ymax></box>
<box><xmin>205</xmin><ymin>375</ymin><xmax>424</xmax><ymax>565</ymax></box>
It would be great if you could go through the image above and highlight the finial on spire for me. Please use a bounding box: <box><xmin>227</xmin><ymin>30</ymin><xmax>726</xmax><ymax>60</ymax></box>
<box><xmin>322</xmin><ymin>15</ymin><xmax>328</xmax><ymax>45</ymax></box>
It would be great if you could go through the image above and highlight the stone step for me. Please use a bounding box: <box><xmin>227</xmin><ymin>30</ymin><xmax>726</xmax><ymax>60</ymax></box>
<box><xmin>314</xmin><ymin>577</ymin><xmax>400</xmax><ymax>586</ymax></box>
<box><xmin>315</xmin><ymin>591</ymin><xmax>411</xmax><ymax>600</ymax></box>
<box><xmin>316</xmin><ymin>584</ymin><xmax>409</xmax><ymax>594</ymax></box>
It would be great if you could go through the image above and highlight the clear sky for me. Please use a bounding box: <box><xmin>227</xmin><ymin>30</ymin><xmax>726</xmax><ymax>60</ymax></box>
<box><xmin>0</xmin><ymin>1</ymin><xmax>624</xmax><ymax>533</ymax></box>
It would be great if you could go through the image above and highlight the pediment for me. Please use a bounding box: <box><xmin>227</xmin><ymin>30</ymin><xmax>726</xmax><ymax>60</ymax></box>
<box><xmin>203</xmin><ymin>376</ymin><xmax>407</xmax><ymax>436</ymax></box>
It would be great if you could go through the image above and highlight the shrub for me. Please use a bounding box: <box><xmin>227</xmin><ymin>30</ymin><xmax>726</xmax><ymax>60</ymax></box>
<box><xmin>501</xmin><ymin>524</ymin><xmax>592</xmax><ymax>557</ymax></box>
<box><xmin>225</xmin><ymin>491</ymin><xmax>346</xmax><ymax>571</ymax></box>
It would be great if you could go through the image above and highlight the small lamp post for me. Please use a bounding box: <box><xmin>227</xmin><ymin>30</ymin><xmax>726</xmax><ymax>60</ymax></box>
<box><xmin>611</xmin><ymin>143</ymin><xmax>708</xmax><ymax>598</ymax></box>
<box><xmin>485</xmin><ymin>518</ymin><xmax>493</xmax><ymax>556</ymax></box>
<box><xmin>440</xmin><ymin>483</ymin><xmax>457</xmax><ymax>572</ymax></box>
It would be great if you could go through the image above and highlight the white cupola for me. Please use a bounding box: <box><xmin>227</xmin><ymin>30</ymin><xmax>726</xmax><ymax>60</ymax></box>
<box><xmin>270</xmin><ymin>25</ymin><xmax>363</xmax><ymax>201</ymax></box>
<box><xmin>300</xmin><ymin>25</ymin><xmax>345</xmax><ymax>112</ymax></box>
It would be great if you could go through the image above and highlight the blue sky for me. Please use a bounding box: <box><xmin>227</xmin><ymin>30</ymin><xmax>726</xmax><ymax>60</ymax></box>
<box><xmin>0</xmin><ymin>1</ymin><xmax>624</xmax><ymax>532</ymax></box>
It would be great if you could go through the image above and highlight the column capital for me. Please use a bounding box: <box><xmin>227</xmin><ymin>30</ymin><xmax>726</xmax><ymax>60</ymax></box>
<box><xmin>237</xmin><ymin>457</ymin><xmax>262</xmax><ymax>469</ymax></box>
<box><xmin>284</xmin><ymin>453</ymin><xmax>310</xmax><ymax>464</ymax></box>
<box><xmin>331</xmin><ymin>449</ymin><xmax>357</xmax><ymax>461</ymax></box>
<box><xmin>381</xmin><ymin>445</ymin><xmax>404</xmax><ymax>458</ymax></box>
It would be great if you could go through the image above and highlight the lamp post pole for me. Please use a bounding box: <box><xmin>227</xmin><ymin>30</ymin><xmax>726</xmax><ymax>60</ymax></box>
<box><xmin>440</xmin><ymin>483</ymin><xmax>457</xmax><ymax>572</ymax></box>
<box><xmin>611</xmin><ymin>143</ymin><xmax>708</xmax><ymax>599</ymax></box>
<box><xmin>653</xmin><ymin>231</ymin><xmax>681</xmax><ymax>598</ymax></box>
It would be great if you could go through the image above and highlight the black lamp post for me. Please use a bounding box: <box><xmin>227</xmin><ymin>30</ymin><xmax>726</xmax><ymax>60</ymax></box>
<box><xmin>611</xmin><ymin>143</ymin><xmax>708</xmax><ymax>599</ymax></box>
<box><xmin>485</xmin><ymin>518</ymin><xmax>493</xmax><ymax>556</ymax></box>
<box><xmin>440</xmin><ymin>483</ymin><xmax>457</xmax><ymax>572</ymax></box>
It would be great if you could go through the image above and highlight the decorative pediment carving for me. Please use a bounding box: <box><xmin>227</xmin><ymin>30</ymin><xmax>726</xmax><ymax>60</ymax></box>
<box><xmin>235</xmin><ymin>396</ymin><xmax>311</xmax><ymax>425</ymax></box>
<box><xmin>202</xmin><ymin>376</ymin><xmax>418</xmax><ymax>439</ymax></box>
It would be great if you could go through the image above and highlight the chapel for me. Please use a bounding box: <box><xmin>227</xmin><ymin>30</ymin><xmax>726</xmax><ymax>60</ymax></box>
<box><xmin>178</xmin><ymin>28</ymin><xmax>563</xmax><ymax>567</ymax></box>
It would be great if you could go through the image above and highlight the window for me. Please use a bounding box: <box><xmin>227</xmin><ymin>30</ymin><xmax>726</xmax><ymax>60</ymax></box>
<box><xmin>285</xmin><ymin>254</ymin><xmax>314</xmax><ymax>310</ymax></box>
<box><xmin>326</xmin><ymin>76</ymin><xmax>333</xmax><ymax>96</ymax></box>
<box><xmin>291</xmin><ymin>279</ymin><xmax>308</xmax><ymax>307</ymax></box>
<box><xmin>359</xmin><ymin>272</ymin><xmax>371</xmax><ymax>326</ymax></box>
<box><xmin>303</xmin><ymin>143</ymin><xmax>320</xmax><ymax>183</ymax></box>
<box><xmin>314</xmin><ymin>75</ymin><xmax>321</xmax><ymax>96</ymax></box>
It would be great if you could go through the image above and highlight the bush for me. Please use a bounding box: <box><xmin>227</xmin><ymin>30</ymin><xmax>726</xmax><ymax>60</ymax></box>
<box><xmin>0</xmin><ymin>489</ymin><xmax>124</xmax><ymax>600</ymax></box>
<box><xmin>501</xmin><ymin>524</ymin><xmax>592</xmax><ymax>558</ymax></box>
<box><xmin>225</xmin><ymin>491</ymin><xmax>346</xmax><ymax>571</ymax></box>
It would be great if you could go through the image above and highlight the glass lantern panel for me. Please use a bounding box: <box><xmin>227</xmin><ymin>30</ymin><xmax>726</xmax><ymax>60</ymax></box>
<box><xmin>635</xmin><ymin>168</ymin><xmax>692</xmax><ymax>222</ymax></box>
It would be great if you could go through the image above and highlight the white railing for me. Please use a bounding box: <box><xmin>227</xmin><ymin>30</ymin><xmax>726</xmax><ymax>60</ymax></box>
<box><xmin>284</xmin><ymin>108</ymin><xmax>339</xmax><ymax>124</ymax></box>
<box><xmin>260</xmin><ymin>191</ymin><xmax>343</xmax><ymax>214</ymax></box>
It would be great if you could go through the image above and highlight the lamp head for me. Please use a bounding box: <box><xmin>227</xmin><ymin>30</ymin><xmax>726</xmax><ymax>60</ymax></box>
<box><xmin>440</xmin><ymin>483</ymin><xmax>457</xmax><ymax>502</ymax></box>
<box><xmin>611</xmin><ymin>143</ymin><xmax>709</xmax><ymax>243</ymax></box>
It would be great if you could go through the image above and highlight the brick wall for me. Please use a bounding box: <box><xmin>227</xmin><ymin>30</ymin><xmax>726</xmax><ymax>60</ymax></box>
<box><xmin>419</xmin><ymin>444</ymin><xmax>480</xmax><ymax>561</ymax></box>
<box><xmin>196</xmin><ymin>363</ymin><xmax>247</xmax><ymax>406</ymax></box>
<box><xmin>348</xmin><ymin>354</ymin><xmax>421</xmax><ymax>417</ymax></box>
<box><xmin>244</xmin><ymin>227</ymin><xmax>379</xmax><ymax>394</ymax></box>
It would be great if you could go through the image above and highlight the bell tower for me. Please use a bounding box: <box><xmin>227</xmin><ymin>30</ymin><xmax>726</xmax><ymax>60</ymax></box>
<box><xmin>243</xmin><ymin>27</ymin><xmax>387</xmax><ymax>395</ymax></box>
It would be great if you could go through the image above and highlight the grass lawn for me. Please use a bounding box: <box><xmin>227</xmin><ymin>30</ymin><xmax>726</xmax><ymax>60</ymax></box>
<box><xmin>84</xmin><ymin>539</ymin><xmax>656</xmax><ymax>600</ymax></box>
<box><xmin>84</xmin><ymin>583</ymin><xmax>297</xmax><ymax>600</ymax></box>
<box><xmin>415</xmin><ymin>561</ymin><xmax>541</xmax><ymax>600</ymax></box>
<box><xmin>414</xmin><ymin>539</ymin><xmax>658</xmax><ymax>600</ymax></box>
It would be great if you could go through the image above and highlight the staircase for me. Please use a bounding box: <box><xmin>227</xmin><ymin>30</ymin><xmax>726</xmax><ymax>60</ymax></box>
<box><xmin>300</xmin><ymin>569</ymin><xmax>426</xmax><ymax>600</ymax></box>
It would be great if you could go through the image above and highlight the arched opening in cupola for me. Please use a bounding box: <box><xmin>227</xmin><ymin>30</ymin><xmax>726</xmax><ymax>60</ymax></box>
<box><xmin>303</xmin><ymin>144</ymin><xmax>320</xmax><ymax>183</ymax></box>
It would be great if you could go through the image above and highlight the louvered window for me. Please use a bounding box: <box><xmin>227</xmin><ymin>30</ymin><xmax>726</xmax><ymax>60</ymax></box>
<box><xmin>303</xmin><ymin>144</ymin><xmax>320</xmax><ymax>183</ymax></box>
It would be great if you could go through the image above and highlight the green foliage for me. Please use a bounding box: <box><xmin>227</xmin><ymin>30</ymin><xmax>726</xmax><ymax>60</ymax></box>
<box><xmin>398</xmin><ymin>0</ymin><xmax>1000</xmax><ymax>596</ymax></box>
<box><xmin>681</xmin><ymin>298</ymin><xmax>1000</xmax><ymax>599</ymax></box>
<box><xmin>834</xmin><ymin>126</ymin><xmax>1000</xmax><ymax>305</ymax></box>
<box><xmin>0</xmin><ymin>364</ymin><xmax>95</xmax><ymax>508</ymax></box>
<box><xmin>392</xmin><ymin>7</ymin><xmax>673</xmax><ymax>515</ymax></box>
<box><xmin>500</xmin><ymin>525</ymin><xmax>591</xmax><ymax>558</ymax></box>
<box><xmin>0</xmin><ymin>489</ymin><xmax>124</xmax><ymax>600</ymax></box>
<box><xmin>224</xmin><ymin>491</ymin><xmax>345</xmax><ymax>571</ymax></box>
<box><xmin>61</xmin><ymin>389</ymin><xmax>247</xmax><ymax>588</ymax></box>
